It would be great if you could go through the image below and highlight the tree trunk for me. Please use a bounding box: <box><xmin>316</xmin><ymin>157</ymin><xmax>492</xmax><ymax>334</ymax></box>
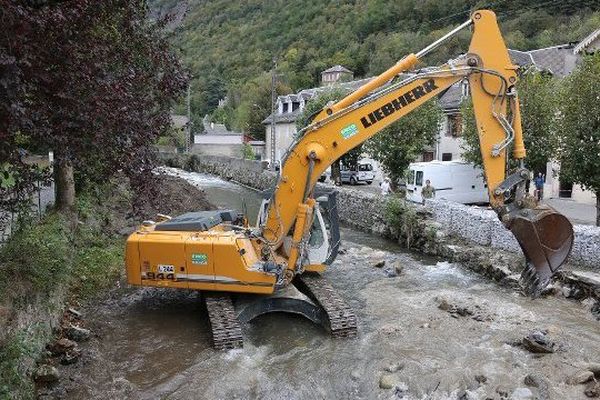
<box><xmin>54</xmin><ymin>153</ymin><xmax>76</xmax><ymax>215</ymax></box>
<box><xmin>331</xmin><ymin>159</ymin><xmax>341</xmax><ymax>186</ymax></box>
<box><xmin>597</xmin><ymin>194</ymin><xmax>600</xmax><ymax>227</ymax></box>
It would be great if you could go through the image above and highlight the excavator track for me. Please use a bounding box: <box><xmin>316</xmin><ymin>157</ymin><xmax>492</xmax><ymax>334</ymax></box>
<box><xmin>204</xmin><ymin>293</ymin><xmax>243</xmax><ymax>350</ymax></box>
<box><xmin>296</xmin><ymin>273</ymin><xmax>357</xmax><ymax>338</ymax></box>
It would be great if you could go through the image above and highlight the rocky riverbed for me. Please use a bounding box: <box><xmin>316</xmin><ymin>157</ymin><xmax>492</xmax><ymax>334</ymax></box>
<box><xmin>35</xmin><ymin>172</ymin><xmax>600</xmax><ymax>400</ymax></box>
<box><xmin>39</xmin><ymin>242</ymin><xmax>600</xmax><ymax>399</ymax></box>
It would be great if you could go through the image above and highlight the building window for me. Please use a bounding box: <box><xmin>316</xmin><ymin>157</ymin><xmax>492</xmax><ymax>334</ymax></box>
<box><xmin>292</xmin><ymin>102</ymin><xmax>300</xmax><ymax>112</ymax></box>
<box><xmin>422</xmin><ymin>151</ymin><xmax>434</xmax><ymax>162</ymax></box>
<box><xmin>442</xmin><ymin>153</ymin><xmax>452</xmax><ymax>161</ymax></box>
<box><xmin>282</xmin><ymin>103</ymin><xmax>288</xmax><ymax>113</ymax></box>
<box><xmin>446</xmin><ymin>114</ymin><xmax>462</xmax><ymax>137</ymax></box>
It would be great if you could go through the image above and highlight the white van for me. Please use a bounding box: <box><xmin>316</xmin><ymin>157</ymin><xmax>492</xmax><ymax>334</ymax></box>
<box><xmin>406</xmin><ymin>161</ymin><xmax>489</xmax><ymax>204</ymax></box>
<box><xmin>340</xmin><ymin>161</ymin><xmax>375</xmax><ymax>185</ymax></box>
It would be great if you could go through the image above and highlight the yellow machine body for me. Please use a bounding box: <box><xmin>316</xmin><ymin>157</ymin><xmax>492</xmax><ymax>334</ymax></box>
<box><xmin>126</xmin><ymin>226</ymin><xmax>276</xmax><ymax>294</ymax></box>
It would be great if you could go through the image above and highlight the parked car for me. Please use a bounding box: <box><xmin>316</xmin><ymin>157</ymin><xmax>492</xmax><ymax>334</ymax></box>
<box><xmin>340</xmin><ymin>161</ymin><xmax>375</xmax><ymax>185</ymax></box>
<box><xmin>406</xmin><ymin>160</ymin><xmax>488</xmax><ymax>204</ymax></box>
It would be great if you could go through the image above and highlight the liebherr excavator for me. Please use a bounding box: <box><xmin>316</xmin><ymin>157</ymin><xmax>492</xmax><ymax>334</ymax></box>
<box><xmin>126</xmin><ymin>10</ymin><xmax>574</xmax><ymax>348</ymax></box>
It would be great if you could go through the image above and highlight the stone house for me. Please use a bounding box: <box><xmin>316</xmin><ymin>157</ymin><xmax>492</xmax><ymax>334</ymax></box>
<box><xmin>192</xmin><ymin>115</ymin><xmax>246</xmax><ymax>158</ymax></box>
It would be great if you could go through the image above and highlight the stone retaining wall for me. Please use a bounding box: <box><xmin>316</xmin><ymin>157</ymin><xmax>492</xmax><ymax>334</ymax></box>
<box><xmin>172</xmin><ymin>154</ymin><xmax>599</xmax><ymax>270</ymax></box>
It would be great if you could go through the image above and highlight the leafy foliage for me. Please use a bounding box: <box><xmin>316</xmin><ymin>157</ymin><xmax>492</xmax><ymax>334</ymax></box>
<box><xmin>558</xmin><ymin>53</ymin><xmax>600</xmax><ymax>224</ymax></box>
<box><xmin>150</xmin><ymin>0</ymin><xmax>599</xmax><ymax>133</ymax></box>
<box><xmin>366</xmin><ymin>100</ymin><xmax>442</xmax><ymax>185</ymax></box>
<box><xmin>461</xmin><ymin>70</ymin><xmax>560</xmax><ymax>174</ymax></box>
<box><xmin>1</xmin><ymin>0</ymin><xmax>187</xmax><ymax>212</ymax></box>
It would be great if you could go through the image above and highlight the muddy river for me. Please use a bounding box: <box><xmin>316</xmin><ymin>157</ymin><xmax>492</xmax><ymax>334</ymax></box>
<box><xmin>44</xmin><ymin>171</ymin><xmax>600</xmax><ymax>400</ymax></box>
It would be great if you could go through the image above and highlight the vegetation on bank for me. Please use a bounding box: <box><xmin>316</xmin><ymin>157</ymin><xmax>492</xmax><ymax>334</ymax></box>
<box><xmin>0</xmin><ymin>189</ymin><xmax>124</xmax><ymax>399</ymax></box>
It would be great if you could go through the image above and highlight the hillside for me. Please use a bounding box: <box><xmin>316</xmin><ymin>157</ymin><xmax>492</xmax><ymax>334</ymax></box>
<box><xmin>151</xmin><ymin>0</ymin><xmax>600</xmax><ymax>137</ymax></box>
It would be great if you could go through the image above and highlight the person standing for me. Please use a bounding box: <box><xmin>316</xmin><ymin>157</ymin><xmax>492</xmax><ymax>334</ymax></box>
<box><xmin>380</xmin><ymin>177</ymin><xmax>391</xmax><ymax>196</ymax></box>
<box><xmin>421</xmin><ymin>179</ymin><xmax>435</xmax><ymax>204</ymax></box>
<box><xmin>534</xmin><ymin>172</ymin><xmax>545</xmax><ymax>201</ymax></box>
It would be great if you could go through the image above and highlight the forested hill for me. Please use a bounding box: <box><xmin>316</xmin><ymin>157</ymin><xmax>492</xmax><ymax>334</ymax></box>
<box><xmin>150</xmin><ymin>0</ymin><xmax>599</xmax><ymax>136</ymax></box>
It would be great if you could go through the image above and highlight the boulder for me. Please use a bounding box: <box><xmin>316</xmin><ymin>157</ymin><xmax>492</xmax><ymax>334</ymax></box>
<box><xmin>390</xmin><ymin>260</ymin><xmax>404</xmax><ymax>274</ymax></box>
<box><xmin>34</xmin><ymin>364</ymin><xmax>60</xmax><ymax>383</ymax></box>
<box><xmin>47</xmin><ymin>338</ymin><xmax>76</xmax><ymax>356</ymax></box>
<box><xmin>379</xmin><ymin>374</ymin><xmax>401</xmax><ymax>390</ymax></box>
<box><xmin>511</xmin><ymin>387</ymin><xmax>534</xmax><ymax>400</ymax></box>
<box><xmin>585</xmin><ymin>381</ymin><xmax>600</xmax><ymax>398</ymax></box>
<box><xmin>66</xmin><ymin>325</ymin><xmax>91</xmax><ymax>342</ymax></box>
<box><xmin>567</xmin><ymin>370</ymin><xmax>594</xmax><ymax>385</ymax></box>
<box><xmin>384</xmin><ymin>362</ymin><xmax>404</xmax><ymax>373</ymax></box>
<box><xmin>521</xmin><ymin>330</ymin><xmax>555</xmax><ymax>354</ymax></box>
<box><xmin>60</xmin><ymin>349</ymin><xmax>81</xmax><ymax>365</ymax></box>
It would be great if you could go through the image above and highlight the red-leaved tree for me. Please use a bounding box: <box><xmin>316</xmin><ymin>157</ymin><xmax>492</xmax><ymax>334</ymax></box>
<box><xmin>1</xmin><ymin>0</ymin><xmax>187</xmax><ymax>215</ymax></box>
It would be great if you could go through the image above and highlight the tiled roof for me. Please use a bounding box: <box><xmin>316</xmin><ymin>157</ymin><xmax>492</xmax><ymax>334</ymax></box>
<box><xmin>508</xmin><ymin>49</ymin><xmax>534</xmax><ymax>67</ymax></box>
<box><xmin>438</xmin><ymin>83</ymin><xmax>463</xmax><ymax>112</ymax></box>
<box><xmin>528</xmin><ymin>45</ymin><xmax>577</xmax><ymax>77</ymax></box>
<box><xmin>574</xmin><ymin>28</ymin><xmax>600</xmax><ymax>54</ymax></box>
<box><xmin>262</xmin><ymin>109</ymin><xmax>303</xmax><ymax>124</ymax></box>
<box><xmin>321</xmin><ymin>65</ymin><xmax>353</xmax><ymax>74</ymax></box>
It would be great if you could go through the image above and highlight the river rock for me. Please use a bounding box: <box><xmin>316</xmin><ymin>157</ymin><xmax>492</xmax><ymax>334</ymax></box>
<box><xmin>384</xmin><ymin>362</ymin><xmax>404</xmax><ymax>373</ymax></box>
<box><xmin>511</xmin><ymin>387</ymin><xmax>534</xmax><ymax>400</ymax></box>
<box><xmin>379</xmin><ymin>374</ymin><xmax>402</xmax><ymax>389</ymax></box>
<box><xmin>521</xmin><ymin>330</ymin><xmax>555</xmax><ymax>354</ymax></box>
<box><xmin>60</xmin><ymin>348</ymin><xmax>81</xmax><ymax>365</ymax></box>
<box><xmin>34</xmin><ymin>364</ymin><xmax>60</xmax><ymax>383</ymax></box>
<box><xmin>47</xmin><ymin>338</ymin><xmax>76</xmax><ymax>356</ymax></box>
<box><xmin>383</xmin><ymin>266</ymin><xmax>397</xmax><ymax>277</ymax></box>
<box><xmin>567</xmin><ymin>370</ymin><xmax>594</xmax><ymax>385</ymax></box>
<box><xmin>373</xmin><ymin>260</ymin><xmax>386</xmax><ymax>268</ymax></box>
<box><xmin>390</xmin><ymin>260</ymin><xmax>404</xmax><ymax>274</ymax></box>
<box><xmin>584</xmin><ymin>362</ymin><xmax>600</xmax><ymax>376</ymax></box>
<box><xmin>66</xmin><ymin>325</ymin><xmax>91</xmax><ymax>342</ymax></box>
<box><xmin>585</xmin><ymin>381</ymin><xmax>600</xmax><ymax>398</ymax></box>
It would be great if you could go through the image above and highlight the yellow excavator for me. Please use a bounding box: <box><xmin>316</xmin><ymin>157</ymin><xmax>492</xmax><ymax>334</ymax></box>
<box><xmin>126</xmin><ymin>10</ymin><xmax>574</xmax><ymax>348</ymax></box>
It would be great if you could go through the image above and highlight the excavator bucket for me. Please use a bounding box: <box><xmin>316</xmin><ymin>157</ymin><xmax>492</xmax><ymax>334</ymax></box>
<box><xmin>509</xmin><ymin>204</ymin><xmax>574</xmax><ymax>298</ymax></box>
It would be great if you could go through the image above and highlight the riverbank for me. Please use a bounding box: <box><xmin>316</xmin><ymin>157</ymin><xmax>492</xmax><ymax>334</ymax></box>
<box><xmin>0</xmin><ymin>174</ymin><xmax>213</xmax><ymax>399</ymax></box>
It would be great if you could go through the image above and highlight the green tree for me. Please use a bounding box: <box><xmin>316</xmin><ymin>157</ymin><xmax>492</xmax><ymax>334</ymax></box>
<box><xmin>366</xmin><ymin>100</ymin><xmax>442</xmax><ymax>185</ymax></box>
<box><xmin>460</xmin><ymin>70</ymin><xmax>560</xmax><ymax>175</ymax></box>
<box><xmin>558</xmin><ymin>53</ymin><xmax>600</xmax><ymax>226</ymax></box>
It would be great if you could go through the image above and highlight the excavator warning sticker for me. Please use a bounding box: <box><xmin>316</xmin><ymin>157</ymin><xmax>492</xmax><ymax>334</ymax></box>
<box><xmin>340</xmin><ymin>123</ymin><xmax>359</xmax><ymax>139</ymax></box>
<box><xmin>191</xmin><ymin>253</ymin><xmax>208</xmax><ymax>265</ymax></box>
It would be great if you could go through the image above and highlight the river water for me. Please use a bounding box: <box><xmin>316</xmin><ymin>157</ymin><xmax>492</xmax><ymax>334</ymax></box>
<box><xmin>45</xmin><ymin>171</ymin><xmax>600</xmax><ymax>400</ymax></box>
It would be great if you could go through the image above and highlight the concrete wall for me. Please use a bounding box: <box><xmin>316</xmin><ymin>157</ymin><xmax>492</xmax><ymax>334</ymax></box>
<box><xmin>191</xmin><ymin>143</ymin><xmax>244</xmax><ymax>158</ymax></box>
<box><xmin>178</xmin><ymin>154</ymin><xmax>599</xmax><ymax>270</ymax></box>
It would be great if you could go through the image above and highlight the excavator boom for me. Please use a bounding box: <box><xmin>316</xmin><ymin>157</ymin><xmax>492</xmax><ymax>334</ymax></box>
<box><xmin>261</xmin><ymin>10</ymin><xmax>573</xmax><ymax>296</ymax></box>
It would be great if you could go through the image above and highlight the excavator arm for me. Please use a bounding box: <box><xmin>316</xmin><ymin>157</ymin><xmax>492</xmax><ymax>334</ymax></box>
<box><xmin>260</xmin><ymin>10</ymin><xmax>573</xmax><ymax>297</ymax></box>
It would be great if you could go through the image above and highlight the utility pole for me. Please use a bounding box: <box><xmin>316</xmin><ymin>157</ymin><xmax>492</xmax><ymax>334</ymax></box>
<box><xmin>270</xmin><ymin>57</ymin><xmax>277</xmax><ymax>169</ymax></box>
<box><xmin>186</xmin><ymin>82</ymin><xmax>191</xmax><ymax>153</ymax></box>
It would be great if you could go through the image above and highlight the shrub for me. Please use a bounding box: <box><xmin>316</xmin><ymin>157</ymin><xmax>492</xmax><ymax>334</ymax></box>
<box><xmin>0</xmin><ymin>214</ymin><xmax>72</xmax><ymax>297</ymax></box>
